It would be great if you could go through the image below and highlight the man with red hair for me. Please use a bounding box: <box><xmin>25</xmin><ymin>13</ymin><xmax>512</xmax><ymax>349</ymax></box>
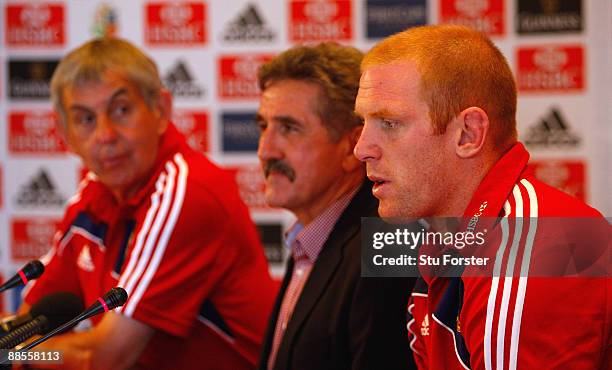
<box><xmin>355</xmin><ymin>24</ymin><xmax>609</xmax><ymax>369</ymax></box>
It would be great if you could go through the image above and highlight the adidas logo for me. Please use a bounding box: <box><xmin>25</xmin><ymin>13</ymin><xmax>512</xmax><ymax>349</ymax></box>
<box><xmin>223</xmin><ymin>3</ymin><xmax>275</xmax><ymax>42</ymax></box>
<box><xmin>523</xmin><ymin>107</ymin><xmax>580</xmax><ymax>148</ymax></box>
<box><xmin>15</xmin><ymin>169</ymin><xmax>65</xmax><ymax>207</ymax></box>
<box><xmin>77</xmin><ymin>244</ymin><xmax>95</xmax><ymax>272</ymax></box>
<box><xmin>163</xmin><ymin>60</ymin><xmax>204</xmax><ymax>98</ymax></box>
<box><xmin>420</xmin><ymin>314</ymin><xmax>430</xmax><ymax>336</ymax></box>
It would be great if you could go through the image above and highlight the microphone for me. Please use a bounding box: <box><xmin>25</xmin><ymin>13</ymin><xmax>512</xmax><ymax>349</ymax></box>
<box><xmin>18</xmin><ymin>287</ymin><xmax>128</xmax><ymax>353</ymax></box>
<box><xmin>0</xmin><ymin>260</ymin><xmax>44</xmax><ymax>293</ymax></box>
<box><xmin>69</xmin><ymin>287</ymin><xmax>128</xmax><ymax>324</ymax></box>
<box><xmin>0</xmin><ymin>292</ymin><xmax>83</xmax><ymax>349</ymax></box>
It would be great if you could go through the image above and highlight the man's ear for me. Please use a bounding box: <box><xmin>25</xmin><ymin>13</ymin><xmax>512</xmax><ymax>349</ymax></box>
<box><xmin>342</xmin><ymin>125</ymin><xmax>365</xmax><ymax>172</ymax></box>
<box><xmin>154</xmin><ymin>88</ymin><xmax>173</xmax><ymax>134</ymax></box>
<box><xmin>454</xmin><ymin>107</ymin><xmax>489</xmax><ymax>158</ymax></box>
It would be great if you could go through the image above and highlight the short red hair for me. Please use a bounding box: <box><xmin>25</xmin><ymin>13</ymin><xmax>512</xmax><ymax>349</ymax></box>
<box><xmin>363</xmin><ymin>25</ymin><xmax>517</xmax><ymax>149</ymax></box>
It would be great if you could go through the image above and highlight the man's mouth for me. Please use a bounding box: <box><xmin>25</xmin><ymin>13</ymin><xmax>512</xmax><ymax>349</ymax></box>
<box><xmin>101</xmin><ymin>153</ymin><xmax>129</xmax><ymax>169</ymax></box>
<box><xmin>368</xmin><ymin>175</ymin><xmax>388</xmax><ymax>196</ymax></box>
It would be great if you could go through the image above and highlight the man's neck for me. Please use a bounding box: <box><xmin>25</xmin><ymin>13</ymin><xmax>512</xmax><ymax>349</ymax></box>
<box><xmin>433</xmin><ymin>155</ymin><xmax>498</xmax><ymax>217</ymax></box>
<box><xmin>294</xmin><ymin>173</ymin><xmax>363</xmax><ymax>226</ymax></box>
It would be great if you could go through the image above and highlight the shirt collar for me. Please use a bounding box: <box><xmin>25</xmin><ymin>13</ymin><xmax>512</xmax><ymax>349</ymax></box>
<box><xmin>420</xmin><ymin>142</ymin><xmax>530</xmax><ymax>284</ymax></box>
<box><xmin>123</xmin><ymin>123</ymin><xmax>185</xmax><ymax>208</ymax></box>
<box><xmin>462</xmin><ymin>142</ymin><xmax>530</xmax><ymax>220</ymax></box>
<box><xmin>286</xmin><ymin>184</ymin><xmax>361</xmax><ymax>263</ymax></box>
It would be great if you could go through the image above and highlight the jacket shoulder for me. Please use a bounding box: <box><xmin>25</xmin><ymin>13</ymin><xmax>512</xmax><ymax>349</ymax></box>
<box><xmin>520</xmin><ymin>175</ymin><xmax>603</xmax><ymax>217</ymax></box>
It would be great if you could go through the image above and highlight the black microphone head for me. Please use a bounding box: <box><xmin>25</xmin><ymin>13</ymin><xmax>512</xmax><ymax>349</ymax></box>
<box><xmin>30</xmin><ymin>292</ymin><xmax>84</xmax><ymax>334</ymax></box>
<box><xmin>103</xmin><ymin>287</ymin><xmax>128</xmax><ymax>310</ymax></box>
<box><xmin>15</xmin><ymin>288</ymin><xmax>126</xmax><ymax>353</ymax></box>
<box><xmin>23</xmin><ymin>260</ymin><xmax>45</xmax><ymax>280</ymax></box>
<box><xmin>0</xmin><ymin>260</ymin><xmax>45</xmax><ymax>293</ymax></box>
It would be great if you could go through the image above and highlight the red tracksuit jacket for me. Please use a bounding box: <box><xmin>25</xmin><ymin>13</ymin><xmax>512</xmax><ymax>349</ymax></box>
<box><xmin>408</xmin><ymin>143</ymin><xmax>610</xmax><ymax>369</ymax></box>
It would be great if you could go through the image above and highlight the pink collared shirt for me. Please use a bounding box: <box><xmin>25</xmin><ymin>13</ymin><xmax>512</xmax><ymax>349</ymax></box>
<box><xmin>267</xmin><ymin>186</ymin><xmax>360</xmax><ymax>370</ymax></box>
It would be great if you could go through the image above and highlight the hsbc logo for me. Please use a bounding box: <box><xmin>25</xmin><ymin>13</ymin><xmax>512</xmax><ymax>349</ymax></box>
<box><xmin>159</xmin><ymin>2</ymin><xmax>193</xmax><ymax>26</ymax></box>
<box><xmin>517</xmin><ymin>45</ymin><xmax>584</xmax><ymax>92</ymax></box>
<box><xmin>219</xmin><ymin>55</ymin><xmax>274</xmax><ymax>99</ymax></box>
<box><xmin>234</xmin><ymin>57</ymin><xmax>264</xmax><ymax>79</ymax></box>
<box><xmin>145</xmin><ymin>2</ymin><xmax>206</xmax><ymax>46</ymax></box>
<box><xmin>5</xmin><ymin>3</ymin><xmax>65</xmax><ymax>46</ymax></box>
<box><xmin>439</xmin><ymin>0</ymin><xmax>504</xmax><ymax>36</ymax></box>
<box><xmin>24</xmin><ymin>113</ymin><xmax>54</xmax><ymax>136</ymax></box>
<box><xmin>225</xmin><ymin>164</ymin><xmax>271</xmax><ymax>211</ymax></box>
<box><xmin>290</xmin><ymin>0</ymin><xmax>352</xmax><ymax>42</ymax></box>
<box><xmin>304</xmin><ymin>1</ymin><xmax>338</xmax><ymax>22</ymax></box>
<box><xmin>21</xmin><ymin>5</ymin><xmax>51</xmax><ymax>28</ymax></box>
<box><xmin>533</xmin><ymin>47</ymin><xmax>568</xmax><ymax>72</ymax></box>
<box><xmin>9</xmin><ymin>111</ymin><xmax>67</xmax><ymax>154</ymax></box>
<box><xmin>529</xmin><ymin>160</ymin><xmax>586</xmax><ymax>201</ymax></box>
<box><xmin>172</xmin><ymin>111</ymin><xmax>208</xmax><ymax>153</ymax></box>
<box><xmin>455</xmin><ymin>0</ymin><xmax>489</xmax><ymax>18</ymax></box>
<box><xmin>11</xmin><ymin>218</ymin><xmax>60</xmax><ymax>261</ymax></box>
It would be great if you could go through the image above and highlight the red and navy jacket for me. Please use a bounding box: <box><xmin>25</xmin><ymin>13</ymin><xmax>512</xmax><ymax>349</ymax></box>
<box><xmin>408</xmin><ymin>143</ymin><xmax>610</xmax><ymax>369</ymax></box>
<box><xmin>24</xmin><ymin>124</ymin><xmax>278</xmax><ymax>370</ymax></box>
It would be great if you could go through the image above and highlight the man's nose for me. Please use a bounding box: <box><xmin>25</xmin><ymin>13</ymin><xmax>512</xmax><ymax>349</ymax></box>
<box><xmin>94</xmin><ymin>115</ymin><xmax>118</xmax><ymax>144</ymax></box>
<box><xmin>354</xmin><ymin>122</ymin><xmax>381</xmax><ymax>162</ymax></box>
<box><xmin>257</xmin><ymin>128</ymin><xmax>283</xmax><ymax>161</ymax></box>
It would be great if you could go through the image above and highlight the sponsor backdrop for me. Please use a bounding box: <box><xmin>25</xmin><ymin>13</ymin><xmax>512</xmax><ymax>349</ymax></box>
<box><xmin>0</xmin><ymin>0</ymin><xmax>610</xmax><ymax>310</ymax></box>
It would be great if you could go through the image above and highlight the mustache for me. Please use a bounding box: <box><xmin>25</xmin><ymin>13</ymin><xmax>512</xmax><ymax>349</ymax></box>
<box><xmin>263</xmin><ymin>159</ymin><xmax>296</xmax><ymax>182</ymax></box>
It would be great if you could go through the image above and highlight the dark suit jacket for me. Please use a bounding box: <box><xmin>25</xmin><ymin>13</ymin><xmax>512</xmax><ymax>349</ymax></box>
<box><xmin>258</xmin><ymin>181</ymin><xmax>417</xmax><ymax>370</ymax></box>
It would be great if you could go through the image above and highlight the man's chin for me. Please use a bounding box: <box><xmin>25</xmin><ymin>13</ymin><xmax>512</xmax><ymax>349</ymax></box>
<box><xmin>378</xmin><ymin>202</ymin><xmax>407</xmax><ymax>219</ymax></box>
<box><xmin>378</xmin><ymin>210</ymin><xmax>398</xmax><ymax>219</ymax></box>
<box><xmin>378</xmin><ymin>205</ymin><xmax>421</xmax><ymax>223</ymax></box>
<box><xmin>263</xmin><ymin>190</ymin><xmax>289</xmax><ymax>209</ymax></box>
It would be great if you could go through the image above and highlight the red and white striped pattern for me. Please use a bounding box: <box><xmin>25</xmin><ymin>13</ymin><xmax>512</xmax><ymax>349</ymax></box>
<box><xmin>118</xmin><ymin>153</ymin><xmax>189</xmax><ymax>316</ymax></box>
<box><xmin>484</xmin><ymin>178</ymin><xmax>539</xmax><ymax>370</ymax></box>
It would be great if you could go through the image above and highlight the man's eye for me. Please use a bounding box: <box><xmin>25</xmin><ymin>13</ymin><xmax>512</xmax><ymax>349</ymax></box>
<box><xmin>111</xmin><ymin>103</ymin><xmax>130</xmax><ymax>119</ymax></box>
<box><xmin>76</xmin><ymin>113</ymin><xmax>95</xmax><ymax>126</ymax></box>
<box><xmin>381</xmin><ymin>119</ymin><xmax>397</xmax><ymax>129</ymax></box>
<box><xmin>280</xmin><ymin>123</ymin><xmax>297</xmax><ymax>133</ymax></box>
<box><xmin>256</xmin><ymin>121</ymin><xmax>267</xmax><ymax>131</ymax></box>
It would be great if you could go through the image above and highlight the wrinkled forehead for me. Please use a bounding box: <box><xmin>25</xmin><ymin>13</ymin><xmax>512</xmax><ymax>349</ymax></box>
<box><xmin>68</xmin><ymin>69</ymin><xmax>130</xmax><ymax>90</ymax></box>
<box><xmin>63</xmin><ymin>72</ymin><xmax>137</xmax><ymax>109</ymax></box>
<box><xmin>260</xmin><ymin>79</ymin><xmax>324</xmax><ymax>118</ymax></box>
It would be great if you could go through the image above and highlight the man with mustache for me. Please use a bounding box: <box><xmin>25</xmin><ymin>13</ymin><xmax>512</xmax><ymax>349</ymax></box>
<box><xmin>355</xmin><ymin>25</ymin><xmax>609</xmax><ymax>369</ymax></box>
<box><xmin>19</xmin><ymin>38</ymin><xmax>277</xmax><ymax>370</ymax></box>
<box><xmin>255</xmin><ymin>43</ymin><xmax>415</xmax><ymax>370</ymax></box>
